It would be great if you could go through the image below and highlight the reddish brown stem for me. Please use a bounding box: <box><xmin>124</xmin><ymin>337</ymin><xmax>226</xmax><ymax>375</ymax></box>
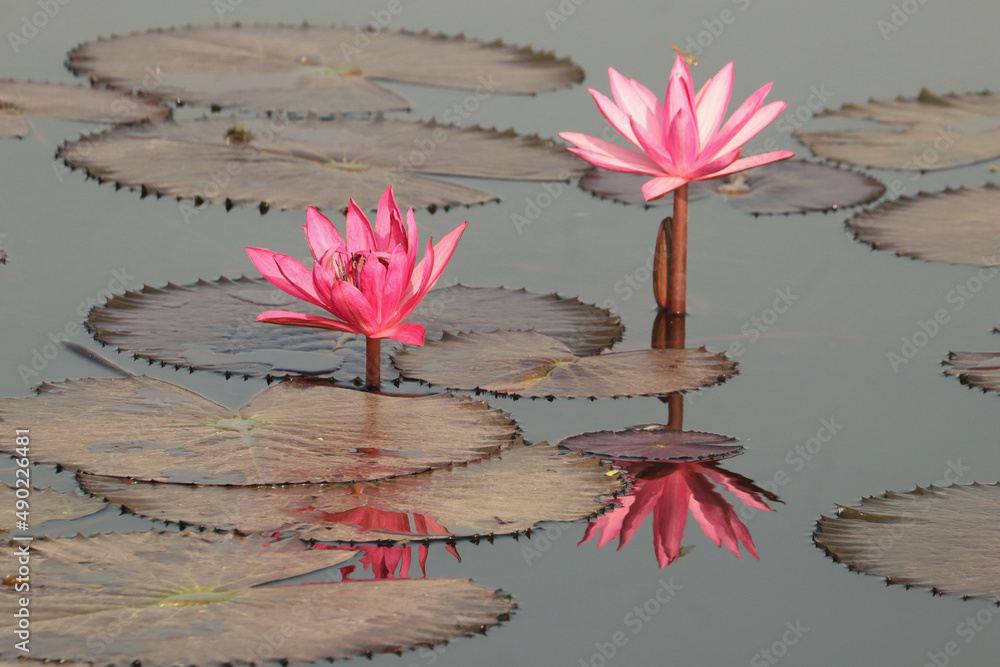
<box><xmin>668</xmin><ymin>184</ymin><xmax>689</xmax><ymax>316</ymax></box>
<box><xmin>365</xmin><ymin>336</ymin><xmax>381</xmax><ymax>390</ymax></box>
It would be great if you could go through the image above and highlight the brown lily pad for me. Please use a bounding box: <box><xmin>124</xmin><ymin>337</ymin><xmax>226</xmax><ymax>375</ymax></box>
<box><xmin>0</xmin><ymin>376</ymin><xmax>518</xmax><ymax>486</ymax></box>
<box><xmin>0</xmin><ymin>485</ymin><xmax>106</xmax><ymax>534</ymax></box>
<box><xmin>68</xmin><ymin>23</ymin><xmax>582</xmax><ymax>115</ymax></box>
<box><xmin>814</xmin><ymin>483</ymin><xmax>1000</xmax><ymax>601</ymax></box>
<box><xmin>796</xmin><ymin>89</ymin><xmax>1000</xmax><ymax>171</ymax></box>
<box><xmin>848</xmin><ymin>184</ymin><xmax>1000</xmax><ymax>266</ymax></box>
<box><xmin>393</xmin><ymin>330</ymin><xmax>736</xmax><ymax>399</ymax></box>
<box><xmin>87</xmin><ymin>278</ymin><xmax>622</xmax><ymax>379</ymax></box>
<box><xmin>580</xmin><ymin>160</ymin><xmax>885</xmax><ymax>214</ymax></box>
<box><xmin>58</xmin><ymin>115</ymin><xmax>586</xmax><ymax>213</ymax></box>
<box><xmin>943</xmin><ymin>351</ymin><xmax>1000</xmax><ymax>392</ymax></box>
<box><xmin>558</xmin><ymin>425</ymin><xmax>742</xmax><ymax>461</ymax></box>
<box><xmin>0</xmin><ymin>79</ymin><xmax>168</xmax><ymax>138</ymax></box>
<box><xmin>80</xmin><ymin>441</ymin><xmax>624</xmax><ymax>541</ymax></box>
<box><xmin>0</xmin><ymin>530</ymin><xmax>513</xmax><ymax>664</ymax></box>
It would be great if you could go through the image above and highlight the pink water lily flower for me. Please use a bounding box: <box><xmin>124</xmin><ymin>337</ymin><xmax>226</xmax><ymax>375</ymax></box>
<box><xmin>559</xmin><ymin>56</ymin><xmax>794</xmax><ymax>201</ymax></box>
<box><xmin>246</xmin><ymin>187</ymin><xmax>467</xmax><ymax>346</ymax></box>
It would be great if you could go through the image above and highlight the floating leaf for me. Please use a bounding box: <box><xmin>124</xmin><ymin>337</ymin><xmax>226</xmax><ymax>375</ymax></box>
<box><xmin>0</xmin><ymin>531</ymin><xmax>513</xmax><ymax>664</ymax></box>
<box><xmin>0</xmin><ymin>80</ymin><xmax>168</xmax><ymax>138</ymax></box>
<box><xmin>58</xmin><ymin>115</ymin><xmax>585</xmax><ymax>212</ymax></box>
<box><xmin>68</xmin><ymin>24</ymin><xmax>582</xmax><ymax>115</ymax></box>
<box><xmin>0</xmin><ymin>376</ymin><xmax>517</xmax><ymax>486</ymax></box>
<box><xmin>87</xmin><ymin>278</ymin><xmax>622</xmax><ymax>379</ymax></box>
<box><xmin>796</xmin><ymin>89</ymin><xmax>1000</xmax><ymax>170</ymax></box>
<box><xmin>80</xmin><ymin>441</ymin><xmax>624</xmax><ymax>541</ymax></box>
<box><xmin>943</xmin><ymin>351</ymin><xmax>1000</xmax><ymax>392</ymax></box>
<box><xmin>814</xmin><ymin>483</ymin><xmax>1000</xmax><ymax>601</ymax></box>
<box><xmin>559</xmin><ymin>425</ymin><xmax>742</xmax><ymax>461</ymax></box>
<box><xmin>0</xmin><ymin>485</ymin><xmax>105</xmax><ymax>534</ymax></box>
<box><xmin>579</xmin><ymin>161</ymin><xmax>885</xmax><ymax>214</ymax></box>
<box><xmin>393</xmin><ymin>330</ymin><xmax>736</xmax><ymax>399</ymax></box>
<box><xmin>848</xmin><ymin>184</ymin><xmax>1000</xmax><ymax>266</ymax></box>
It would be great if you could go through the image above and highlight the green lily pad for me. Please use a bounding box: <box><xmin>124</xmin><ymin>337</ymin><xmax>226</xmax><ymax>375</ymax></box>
<box><xmin>580</xmin><ymin>160</ymin><xmax>885</xmax><ymax>214</ymax></box>
<box><xmin>80</xmin><ymin>441</ymin><xmax>624</xmax><ymax>541</ymax></box>
<box><xmin>58</xmin><ymin>115</ymin><xmax>585</xmax><ymax>213</ymax></box>
<box><xmin>0</xmin><ymin>79</ymin><xmax>168</xmax><ymax>138</ymax></box>
<box><xmin>68</xmin><ymin>23</ymin><xmax>582</xmax><ymax>115</ymax></box>
<box><xmin>0</xmin><ymin>485</ymin><xmax>106</xmax><ymax>534</ymax></box>
<box><xmin>796</xmin><ymin>88</ymin><xmax>1000</xmax><ymax>170</ymax></box>
<box><xmin>0</xmin><ymin>376</ymin><xmax>517</xmax><ymax>486</ymax></box>
<box><xmin>848</xmin><ymin>184</ymin><xmax>1000</xmax><ymax>266</ymax></box>
<box><xmin>944</xmin><ymin>351</ymin><xmax>1000</xmax><ymax>392</ymax></box>
<box><xmin>0</xmin><ymin>530</ymin><xmax>513</xmax><ymax>664</ymax></box>
<box><xmin>814</xmin><ymin>483</ymin><xmax>1000</xmax><ymax>601</ymax></box>
<box><xmin>559</xmin><ymin>425</ymin><xmax>742</xmax><ymax>461</ymax></box>
<box><xmin>393</xmin><ymin>330</ymin><xmax>736</xmax><ymax>399</ymax></box>
<box><xmin>87</xmin><ymin>278</ymin><xmax>622</xmax><ymax>379</ymax></box>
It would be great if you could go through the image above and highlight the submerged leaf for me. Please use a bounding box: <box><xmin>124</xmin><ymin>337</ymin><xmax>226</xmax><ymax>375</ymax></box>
<box><xmin>393</xmin><ymin>330</ymin><xmax>736</xmax><ymax>399</ymax></box>
<box><xmin>943</xmin><ymin>351</ymin><xmax>1000</xmax><ymax>392</ymax></box>
<box><xmin>848</xmin><ymin>184</ymin><xmax>1000</xmax><ymax>266</ymax></box>
<box><xmin>68</xmin><ymin>24</ymin><xmax>583</xmax><ymax>115</ymax></box>
<box><xmin>0</xmin><ymin>79</ymin><xmax>168</xmax><ymax>138</ymax></box>
<box><xmin>81</xmin><ymin>441</ymin><xmax>624</xmax><ymax>541</ymax></box>
<box><xmin>580</xmin><ymin>160</ymin><xmax>885</xmax><ymax>214</ymax></box>
<box><xmin>0</xmin><ymin>376</ymin><xmax>517</xmax><ymax>485</ymax></box>
<box><xmin>87</xmin><ymin>278</ymin><xmax>622</xmax><ymax>378</ymax></box>
<box><xmin>559</xmin><ymin>425</ymin><xmax>742</xmax><ymax>461</ymax></box>
<box><xmin>796</xmin><ymin>89</ymin><xmax>1000</xmax><ymax>170</ymax></box>
<box><xmin>814</xmin><ymin>483</ymin><xmax>1000</xmax><ymax>601</ymax></box>
<box><xmin>58</xmin><ymin>115</ymin><xmax>585</xmax><ymax>212</ymax></box>
<box><xmin>0</xmin><ymin>485</ymin><xmax>105</xmax><ymax>534</ymax></box>
<box><xmin>0</xmin><ymin>531</ymin><xmax>512</xmax><ymax>664</ymax></box>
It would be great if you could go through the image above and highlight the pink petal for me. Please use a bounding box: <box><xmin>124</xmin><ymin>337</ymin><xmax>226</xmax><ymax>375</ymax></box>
<box><xmin>304</xmin><ymin>206</ymin><xmax>345</xmax><ymax>262</ymax></box>
<box><xmin>641</xmin><ymin>175</ymin><xmax>690</xmax><ymax>201</ymax></box>
<box><xmin>345</xmin><ymin>199</ymin><xmax>377</xmax><ymax>255</ymax></box>
<box><xmin>699</xmin><ymin>82</ymin><xmax>772</xmax><ymax>160</ymax></box>
<box><xmin>697</xmin><ymin>150</ymin><xmax>795</xmax><ymax>181</ymax></box>
<box><xmin>255</xmin><ymin>310</ymin><xmax>360</xmax><ymax>334</ymax></box>
<box><xmin>373</xmin><ymin>186</ymin><xmax>400</xmax><ymax>249</ymax></box>
<box><xmin>693</xmin><ymin>62</ymin><xmax>733</xmax><ymax>150</ymax></box>
<box><xmin>374</xmin><ymin>322</ymin><xmax>426</xmax><ymax>345</ymax></box>
<box><xmin>700</xmin><ymin>464</ymin><xmax>775</xmax><ymax>513</ymax></box>
<box><xmin>379</xmin><ymin>244</ymin><xmax>409</xmax><ymax>324</ymax></box>
<box><xmin>686</xmin><ymin>147</ymin><xmax>742</xmax><ymax>180</ymax></box>
<box><xmin>399</xmin><ymin>221</ymin><xmax>467</xmax><ymax>316</ymax></box>
<box><xmin>404</xmin><ymin>208</ymin><xmax>419</xmax><ymax>272</ymax></box>
<box><xmin>630</xmin><ymin>118</ymin><xmax>679</xmax><ymax>174</ymax></box>
<box><xmin>652</xmin><ymin>471</ymin><xmax>693</xmax><ymax>567</ymax></box>
<box><xmin>356</xmin><ymin>251</ymin><xmax>388</xmax><ymax>325</ymax></box>
<box><xmin>246</xmin><ymin>247</ymin><xmax>324</xmax><ymax>308</ymax></box>
<box><xmin>330</xmin><ymin>280</ymin><xmax>378</xmax><ymax>334</ymax></box>
<box><xmin>559</xmin><ymin>132</ymin><xmax>662</xmax><ymax>175</ymax></box>
<box><xmin>664</xmin><ymin>56</ymin><xmax>695</xmax><ymax>144</ymax></box>
<box><xmin>713</xmin><ymin>100</ymin><xmax>787</xmax><ymax>158</ymax></box>
<box><xmin>590</xmin><ymin>88</ymin><xmax>640</xmax><ymax>147</ymax></box>
<box><xmin>663</xmin><ymin>105</ymin><xmax>699</xmax><ymax>174</ymax></box>
<box><xmin>608</xmin><ymin>67</ymin><xmax>662</xmax><ymax>139</ymax></box>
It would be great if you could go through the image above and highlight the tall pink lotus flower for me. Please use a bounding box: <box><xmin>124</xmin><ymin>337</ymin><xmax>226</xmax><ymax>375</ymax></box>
<box><xmin>246</xmin><ymin>186</ymin><xmax>467</xmax><ymax>388</ymax></box>
<box><xmin>579</xmin><ymin>460</ymin><xmax>776</xmax><ymax>568</ymax></box>
<box><xmin>559</xmin><ymin>56</ymin><xmax>793</xmax><ymax>313</ymax></box>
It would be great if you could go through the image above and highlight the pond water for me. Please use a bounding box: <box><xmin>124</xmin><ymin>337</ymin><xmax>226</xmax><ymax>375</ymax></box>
<box><xmin>2</xmin><ymin>0</ymin><xmax>1000</xmax><ymax>665</ymax></box>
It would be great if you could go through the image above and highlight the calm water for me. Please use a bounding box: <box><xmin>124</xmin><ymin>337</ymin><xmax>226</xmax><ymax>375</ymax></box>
<box><xmin>2</xmin><ymin>1</ymin><xmax>1000</xmax><ymax>665</ymax></box>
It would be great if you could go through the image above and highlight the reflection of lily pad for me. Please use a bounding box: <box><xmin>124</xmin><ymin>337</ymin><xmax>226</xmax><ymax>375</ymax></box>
<box><xmin>943</xmin><ymin>351</ymin><xmax>1000</xmax><ymax>392</ymax></box>
<box><xmin>848</xmin><ymin>184</ymin><xmax>1000</xmax><ymax>266</ymax></box>
<box><xmin>559</xmin><ymin>425</ymin><xmax>742</xmax><ymax>461</ymax></box>
<box><xmin>0</xmin><ymin>531</ymin><xmax>513</xmax><ymax>664</ymax></box>
<box><xmin>81</xmin><ymin>441</ymin><xmax>624</xmax><ymax>541</ymax></box>
<box><xmin>0</xmin><ymin>80</ymin><xmax>168</xmax><ymax>138</ymax></box>
<box><xmin>393</xmin><ymin>330</ymin><xmax>736</xmax><ymax>399</ymax></box>
<box><xmin>68</xmin><ymin>24</ymin><xmax>582</xmax><ymax>115</ymax></box>
<box><xmin>59</xmin><ymin>115</ymin><xmax>584</xmax><ymax>213</ymax></box>
<box><xmin>814</xmin><ymin>483</ymin><xmax>1000</xmax><ymax>601</ymax></box>
<box><xmin>0</xmin><ymin>485</ymin><xmax>105</xmax><ymax>534</ymax></box>
<box><xmin>88</xmin><ymin>278</ymin><xmax>622</xmax><ymax>379</ymax></box>
<box><xmin>0</xmin><ymin>376</ymin><xmax>517</xmax><ymax>486</ymax></box>
<box><xmin>796</xmin><ymin>89</ymin><xmax>1000</xmax><ymax>170</ymax></box>
<box><xmin>579</xmin><ymin>161</ymin><xmax>885</xmax><ymax>214</ymax></box>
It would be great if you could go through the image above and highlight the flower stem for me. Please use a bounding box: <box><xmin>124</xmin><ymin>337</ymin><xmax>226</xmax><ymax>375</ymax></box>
<box><xmin>668</xmin><ymin>184</ymin><xmax>689</xmax><ymax>315</ymax></box>
<box><xmin>365</xmin><ymin>336</ymin><xmax>381</xmax><ymax>390</ymax></box>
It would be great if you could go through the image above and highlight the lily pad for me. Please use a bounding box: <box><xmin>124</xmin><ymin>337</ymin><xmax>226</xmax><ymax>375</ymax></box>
<box><xmin>87</xmin><ymin>278</ymin><xmax>623</xmax><ymax>379</ymax></box>
<box><xmin>0</xmin><ymin>530</ymin><xmax>513</xmax><ymax>664</ymax></box>
<box><xmin>796</xmin><ymin>89</ymin><xmax>1000</xmax><ymax>170</ymax></box>
<box><xmin>68</xmin><ymin>23</ymin><xmax>582</xmax><ymax>115</ymax></box>
<box><xmin>559</xmin><ymin>425</ymin><xmax>742</xmax><ymax>461</ymax></box>
<box><xmin>58</xmin><ymin>115</ymin><xmax>585</xmax><ymax>213</ymax></box>
<box><xmin>0</xmin><ymin>79</ymin><xmax>168</xmax><ymax>138</ymax></box>
<box><xmin>0</xmin><ymin>485</ymin><xmax>105</xmax><ymax>534</ymax></box>
<box><xmin>814</xmin><ymin>483</ymin><xmax>1000</xmax><ymax>601</ymax></box>
<box><xmin>848</xmin><ymin>184</ymin><xmax>1000</xmax><ymax>266</ymax></box>
<box><xmin>80</xmin><ymin>441</ymin><xmax>624</xmax><ymax>541</ymax></box>
<box><xmin>0</xmin><ymin>376</ymin><xmax>517</xmax><ymax>486</ymax></box>
<box><xmin>579</xmin><ymin>160</ymin><xmax>885</xmax><ymax>214</ymax></box>
<box><xmin>943</xmin><ymin>351</ymin><xmax>1000</xmax><ymax>392</ymax></box>
<box><xmin>393</xmin><ymin>330</ymin><xmax>736</xmax><ymax>399</ymax></box>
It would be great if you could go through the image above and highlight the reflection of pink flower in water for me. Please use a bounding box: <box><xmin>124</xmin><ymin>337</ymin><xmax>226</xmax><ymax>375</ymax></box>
<box><xmin>579</xmin><ymin>461</ymin><xmax>776</xmax><ymax>567</ymax></box>
<box><xmin>291</xmin><ymin>482</ymin><xmax>454</xmax><ymax>537</ymax></box>
<box><xmin>318</xmin><ymin>543</ymin><xmax>462</xmax><ymax>581</ymax></box>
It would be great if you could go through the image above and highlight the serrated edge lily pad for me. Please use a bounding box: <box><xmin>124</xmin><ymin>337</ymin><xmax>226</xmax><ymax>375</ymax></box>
<box><xmin>558</xmin><ymin>425</ymin><xmax>742</xmax><ymax>461</ymax></box>
<box><xmin>943</xmin><ymin>351</ymin><xmax>1000</xmax><ymax>393</ymax></box>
